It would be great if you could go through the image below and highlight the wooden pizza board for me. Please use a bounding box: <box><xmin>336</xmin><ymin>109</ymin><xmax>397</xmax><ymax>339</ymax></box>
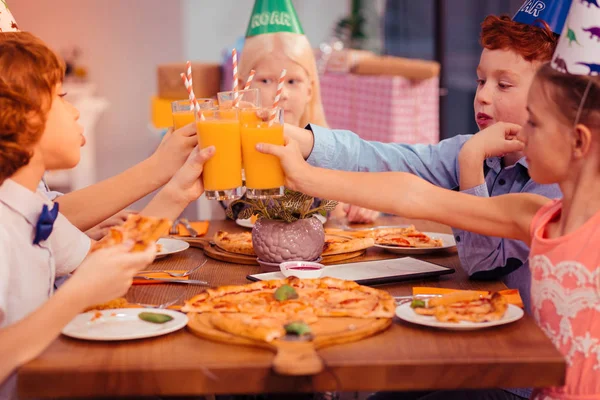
<box><xmin>182</xmin><ymin>237</ymin><xmax>367</xmax><ymax>266</ymax></box>
<box><xmin>186</xmin><ymin>313</ymin><xmax>392</xmax><ymax>376</ymax></box>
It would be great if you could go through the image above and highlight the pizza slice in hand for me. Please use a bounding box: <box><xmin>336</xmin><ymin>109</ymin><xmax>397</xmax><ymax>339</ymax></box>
<box><xmin>91</xmin><ymin>214</ymin><xmax>171</xmax><ymax>252</ymax></box>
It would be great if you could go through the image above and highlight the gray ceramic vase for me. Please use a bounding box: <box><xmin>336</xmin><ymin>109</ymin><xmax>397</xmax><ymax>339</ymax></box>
<box><xmin>252</xmin><ymin>217</ymin><xmax>325</xmax><ymax>263</ymax></box>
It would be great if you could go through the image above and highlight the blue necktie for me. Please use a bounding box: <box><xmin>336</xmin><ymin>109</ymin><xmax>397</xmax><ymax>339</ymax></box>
<box><xmin>33</xmin><ymin>203</ymin><xmax>59</xmax><ymax>245</ymax></box>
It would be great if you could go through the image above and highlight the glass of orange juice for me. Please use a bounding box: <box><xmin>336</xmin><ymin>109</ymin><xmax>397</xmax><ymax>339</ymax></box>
<box><xmin>217</xmin><ymin>89</ymin><xmax>261</xmax><ymax>112</ymax></box>
<box><xmin>240</xmin><ymin>107</ymin><xmax>285</xmax><ymax>199</ymax></box>
<box><xmin>171</xmin><ymin>99</ymin><xmax>214</xmax><ymax>129</ymax></box>
<box><xmin>196</xmin><ymin>109</ymin><xmax>243</xmax><ymax>200</ymax></box>
<box><xmin>218</xmin><ymin>89</ymin><xmax>261</xmax><ymax>185</ymax></box>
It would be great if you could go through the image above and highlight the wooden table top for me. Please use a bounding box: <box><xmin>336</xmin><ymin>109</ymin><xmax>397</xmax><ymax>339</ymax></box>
<box><xmin>18</xmin><ymin>217</ymin><xmax>565</xmax><ymax>398</ymax></box>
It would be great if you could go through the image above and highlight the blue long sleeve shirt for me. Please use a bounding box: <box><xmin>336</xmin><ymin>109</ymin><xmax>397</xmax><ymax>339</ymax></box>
<box><xmin>306</xmin><ymin>124</ymin><xmax>562</xmax><ymax>312</ymax></box>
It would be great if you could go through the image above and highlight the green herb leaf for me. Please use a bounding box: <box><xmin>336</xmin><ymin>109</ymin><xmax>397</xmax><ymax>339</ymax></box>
<box><xmin>274</xmin><ymin>285</ymin><xmax>299</xmax><ymax>301</ymax></box>
<box><xmin>410</xmin><ymin>299</ymin><xmax>426</xmax><ymax>309</ymax></box>
<box><xmin>138</xmin><ymin>312</ymin><xmax>174</xmax><ymax>324</ymax></box>
<box><xmin>284</xmin><ymin>321</ymin><xmax>312</xmax><ymax>336</ymax></box>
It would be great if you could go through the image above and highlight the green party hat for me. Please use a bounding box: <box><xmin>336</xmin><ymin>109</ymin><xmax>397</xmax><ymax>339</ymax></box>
<box><xmin>245</xmin><ymin>0</ymin><xmax>304</xmax><ymax>37</ymax></box>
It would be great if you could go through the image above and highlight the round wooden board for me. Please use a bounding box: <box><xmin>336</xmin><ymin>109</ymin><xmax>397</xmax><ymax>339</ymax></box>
<box><xmin>203</xmin><ymin>244</ymin><xmax>366</xmax><ymax>266</ymax></box>
<box><xmin>187</xmin><ymin>313</ymin><xmax>392</xmax><ymax>376</ymax></box>
<box><xmin>182</xmin><ymin>237</ymin><xmax>369</xmax><ymax>266</ymax></box>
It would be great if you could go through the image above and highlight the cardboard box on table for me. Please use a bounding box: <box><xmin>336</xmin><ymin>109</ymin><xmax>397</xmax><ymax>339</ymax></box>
<box><xmin>157</xmin><ymin>62</ymin><xmax>221</xmax><ymax>99</ymax></box>
<box><xmin>151</xmin><ymin>62</ymin><xmax>222</xmax><ymax>128</ymax></box>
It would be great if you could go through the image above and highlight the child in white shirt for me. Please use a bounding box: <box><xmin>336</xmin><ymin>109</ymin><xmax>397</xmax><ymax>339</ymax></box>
<box><xmin>0</xmin><ymin>32</ymin><xmax>215</xmax><ymax>400</ymax></box>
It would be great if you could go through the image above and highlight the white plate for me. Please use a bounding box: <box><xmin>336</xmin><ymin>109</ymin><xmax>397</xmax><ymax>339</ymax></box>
<box><xmin>375</xmin><ymin>232</ymin><xmax>456</xmax><ymax>255</ymax></box>
<box><xmin>236</xmin><ymin>214</ymin><xmax>327</xmax><ymax>229</ymax></box>
<box><xmin>62</xmin><ymin>308</ymin><xmax>188</xmax><ymax>341</ymax></box>
<box><xmin>156</xmin><ymin>238</ymin><xmax>189</xmax><ymax>258</ymax></box>
<box><xmin>395</xmin><ymin>302</ymin><xmax>524</xmax><ymax>331</ymax></box>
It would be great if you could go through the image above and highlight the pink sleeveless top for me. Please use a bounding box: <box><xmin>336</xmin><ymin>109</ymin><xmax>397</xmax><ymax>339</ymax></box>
<box><xmin>529</xmin><ymin>200</ymin><xmax>600</xmax><ymax>400</ymax></box>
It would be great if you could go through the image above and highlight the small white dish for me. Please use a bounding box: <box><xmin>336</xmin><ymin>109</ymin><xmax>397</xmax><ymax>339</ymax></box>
<box><xmin>156</xmin><ymin>238</ymin><xmax>190</xmax><ymax>259</ymax></box>
<box><xmin>62</xmin><ymin>308</ymin><xmax>188</xmax><ymax>341</ymax></box>
<box><xmin>395</xmin><ymin>303</ymin><xmax>524</xmax><ymax>331</ymax></box>
<box><xmin>280</xmin><ymin>261</ymin><xmax>325</xmax><ymax>279</ymax></box>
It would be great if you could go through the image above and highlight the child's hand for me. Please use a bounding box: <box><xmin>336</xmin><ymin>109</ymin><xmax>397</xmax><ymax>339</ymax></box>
<box><xmin>463</xmin><ymin>122</ymin><xmax>524</xmax><ymax>160</ymax></box>
<box><xmin>151</xmin><ymin>124</ymin><xmax>198</xmax><ymax>183</ymax></box>
<box><xmin>67</xmin><ymin>243</ymin><xmax>156</xmax><ymax>308</ymax></box>
<box><xmin>85</xmin><ymin>209</ymin><xmax>137</xmax><ymax>240</ymax></box>
<box><xmin>164</xmin><ymin>145</ymin><xmax>216</xmax><ymax>204</ymax></box>
<box><xmin>255</xmin><ymin>137</ymin><xmax>313</xmax><ymax>191</ymax></box>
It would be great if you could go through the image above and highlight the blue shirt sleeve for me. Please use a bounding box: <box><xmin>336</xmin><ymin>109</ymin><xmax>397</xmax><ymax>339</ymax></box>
<box><xmin>306</xmin><ymin>124</ymin><xmax>472</xmax><ymax>189</ymax></box>
<box><xmin>452</xmin><ymin>180</ymin><xmax>562</xmax><ymax>279</ymax></box>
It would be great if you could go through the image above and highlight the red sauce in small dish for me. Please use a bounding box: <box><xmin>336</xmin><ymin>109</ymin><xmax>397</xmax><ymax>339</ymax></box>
<box><xmin>289</xmin><ymin>266</ymin><xmax>322</xmax><ymax>271</ymax></box>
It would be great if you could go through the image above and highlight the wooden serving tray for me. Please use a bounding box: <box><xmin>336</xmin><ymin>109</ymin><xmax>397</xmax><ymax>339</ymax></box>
<box><xmin>187</xmin><ymin>313</ymin><xmax>392</xmax><ymax>376</ymax></box>
<box><xmin>183</xmin><ymin>237</ymin><xmax>367</xmax><ymax>266</ymax></box>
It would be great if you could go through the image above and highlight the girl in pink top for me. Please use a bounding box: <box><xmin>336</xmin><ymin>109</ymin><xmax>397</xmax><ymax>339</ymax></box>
<box><xmin>259</xmin><ymin>64</ymin><xmax>600</xmax><ymax>400</ymax></box>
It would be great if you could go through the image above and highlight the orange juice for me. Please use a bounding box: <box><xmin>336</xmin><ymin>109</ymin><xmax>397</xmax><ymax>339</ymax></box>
<box><xmin>172</xmin><ymin>110</ymin><xmax>195</xmax><ymax>129</ymax></box>
<box><xmin>241</xmin><ymin>122</ymin><xmax>285</xmax><ymax>189</ymax></box>
<box><xmin>239</xmin><ymin>109</ymin><xmax>262</xmax><ymax>125</ymax></box>
<box><xmin>197</xmin><ymin>119</ymin><xmax>242</xmax><ymax>191</ymax></box>
<box><xmin>218</xmin><ymin>108</ymin><xmax>238</xmax><ymax>120</ymax></box>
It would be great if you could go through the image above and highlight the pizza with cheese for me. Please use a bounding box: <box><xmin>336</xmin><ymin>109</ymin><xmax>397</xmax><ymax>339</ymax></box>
<box><xmin>326</xmin><ymin>226</ymin><xmax>443</xmax><ymax>249</ymax></box>
<box><xmin>322</xmin><ymin>235</ymin><xmax>375</xmax><ymax>256</ymax></box>
<box><xmin>213</xmin><ymin>231</ymin><xmax>375</xmax><ymax>257</ymax></box>
<box><xmin>213</xmin><ymin>230</ymin><xmax>255</xmax><ymax>256</ymax></box>
<box><xmin>182</xmin><ymin>277</ymin><xmax>395</xmax><ymax>342</ymax></box>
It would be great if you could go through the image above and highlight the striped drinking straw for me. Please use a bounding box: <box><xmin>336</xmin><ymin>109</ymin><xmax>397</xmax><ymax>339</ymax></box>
<box><xmin>234</xmin><ymin>69</ymin><xmax>256</xmax><ymax>108</ymax></box>
<box><xmin>232</xmin><ymin>49</ymin><xmax>239</xmax><ymax>101</ymax></box>
<box><xmin>180</xmin><ymin>73</ymin><xmax>205</xmax><ymax>121</ymax></box>
<box><xmin>185</xmin><ymin>61</ymin><xmax>198</xmax><ymax>112</ymax></box>
<box><xmin>243</xmin><ymin>69</ymin><xmax>256</xmax><ymax>90</ymax></box>
<box><xmin>269</xmin><ymin>69</ymin><xmax>286</xmax><ymax>125</ymax></box>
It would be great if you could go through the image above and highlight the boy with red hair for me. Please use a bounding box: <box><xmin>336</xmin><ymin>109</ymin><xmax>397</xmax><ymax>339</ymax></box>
<box><xmin>286</xmin><ymin>12</ymin><xmax>561</xmax><ymax>312</ymax></box>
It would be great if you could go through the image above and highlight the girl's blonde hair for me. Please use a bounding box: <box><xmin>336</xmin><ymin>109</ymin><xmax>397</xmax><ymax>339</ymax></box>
<box><xmin>239</xmin><ymin>32</ymin><xmax>328</xmax><ymax>128</ymax></box>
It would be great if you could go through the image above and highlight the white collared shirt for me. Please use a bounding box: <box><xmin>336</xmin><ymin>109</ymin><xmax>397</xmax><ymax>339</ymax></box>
<box><xmin>37</xmin><ymin>176</ymin><xmax>63</xmax><ymax>201</ymax></box>
<box><xmin>0</xmin><ymin>179</ymin><xmax>90</xmax><ymax>400</ymax></box>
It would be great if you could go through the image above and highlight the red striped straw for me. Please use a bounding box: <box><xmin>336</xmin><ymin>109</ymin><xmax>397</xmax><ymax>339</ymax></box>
<box><xmin>233</xmin><ymin>69</ymin><xmax>256</xmax><ymax>108</ymax></box>
<box><xmin>243</xmin><ymin>69</ymin><xmax>256</xmax><ymax>90</ymax></box>
<box><xmin>269</xmin><ymin>69</ymin><xmax>286</xmax><ymax>125</ymax></box>
<box><xmin>180</xmin><ymin>73</ymin><xmax>205</xmax><ymax>121</ymax></box>
<box><xmin>185</xmin><ymin>61</ymin><xmax>197</xmax><ymax>112</ymax></box>
<box><xmin>232</xmin><ymin>49</ymin><xmax>239</xmax><ymax>101</ymax></box>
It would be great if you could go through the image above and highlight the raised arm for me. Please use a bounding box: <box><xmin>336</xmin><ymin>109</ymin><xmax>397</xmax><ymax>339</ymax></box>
<box><xmin>284</xmin><ymin>123</ymin><xmax>470</xmax><ymax>189</ymax></box>
<box><xmin>258</xmin><ymin>139</ymin><xmax>549</xmax><ymax>245</ymax></box>
<box><xmin>55</xmin><ymin>124</ymin><xmax>197</xmax><ymax>231</ymax></box>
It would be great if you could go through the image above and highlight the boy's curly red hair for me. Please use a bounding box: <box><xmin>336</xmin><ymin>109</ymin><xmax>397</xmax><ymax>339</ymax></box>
<box><xmin>480</xmin><ymin>15</ymin><xmax>558</xmax><ymax>62</ymax></box>
<box><xmin>0</xmin><ymin>32</ymin><xmax>65</xmax><ymax>184</ymax></box>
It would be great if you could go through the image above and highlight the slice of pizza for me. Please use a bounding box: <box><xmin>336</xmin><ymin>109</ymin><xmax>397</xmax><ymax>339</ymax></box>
<box><xmin>376</xmin><ymin>231</ymin><xmax>443</xmax><ymax>248</ymax></box>
<box><xmin>209</xmin><ymin>313</ymin><xmax>287</xmax><ymax>342</ymax></box>
<box><xmin>322</xmin><ymin>236</ymin><xmax>375</xmax><ymax>256</ymax></box>
<box><xmin>91</xmin><ymin>214</ymin><xmax>171</xmax><ymax>252</ymax></box>
<box><xmin>412</xmin><ymin>292</ymin><xmax>508</xmax><ymax>323</ymax></box>
<box><xmin>289</xmin><ymin>277</ymin><xmax>396</xmax><ymax>319</ymax></box>
<box><xmin>83</xmin><ymin>297</ymin><xmax>129</xmax><ymax>312</ymax></box>
<box><xmin>213</xmin><ymin>231</ymin><xmax>255</xmax><ymax>256</ymax></box>
<box><xmin>324</xmin><ymin>228</ymin><xmax>375</xmax><ymax>239</ymax></box>
<box><xmin>373</xmin><ymin>226</ymin><xmax>419</xmax><ymax>238</ymax></box>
